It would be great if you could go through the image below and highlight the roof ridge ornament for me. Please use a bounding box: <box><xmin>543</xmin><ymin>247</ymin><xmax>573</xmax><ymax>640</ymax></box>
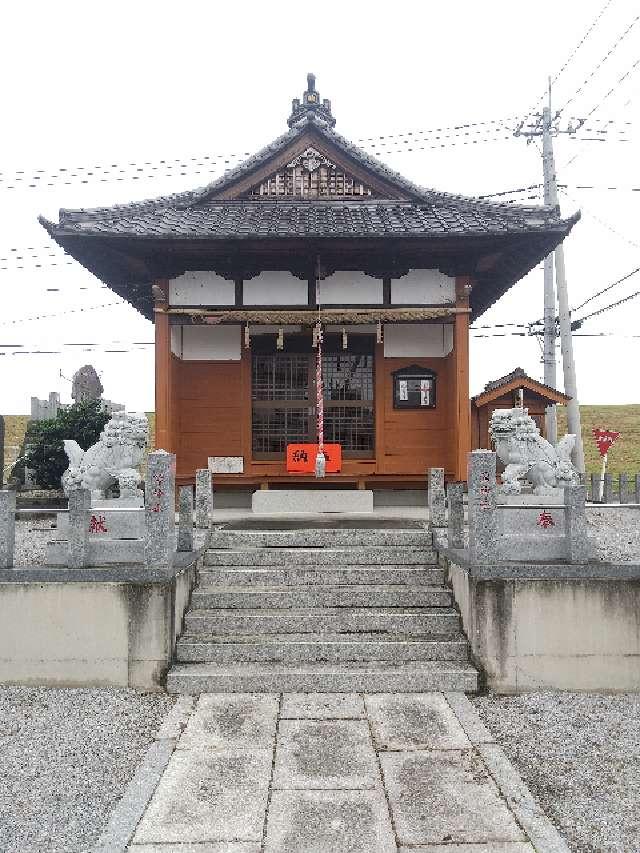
<box><xmin>287</xmin><ymin>73</ymin><xmax>336</xmax><ymax>129</ymax></box>
<box><xmin>287</xmin><ymin>147</ymin><xmax>336</xmax><ymax>172</ymax></box>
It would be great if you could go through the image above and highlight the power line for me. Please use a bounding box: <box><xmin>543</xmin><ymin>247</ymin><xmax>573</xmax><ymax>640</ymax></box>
<box><xmin>0</xmin><ymin>303</ymin><xmax>128</xmax><ymax>327</ymax></box>
<box><xmin>559</xmin><ymin>188</ymin><xmax>640</xmax><ymax>249</ymax></box>
<box><xmin>573</xmin><ymin>265</ymin><xmax>640</xmax><ymax>313</ymax></box>
<box><xmin>522</xmin><ymin>0</ymin><xmax>617</xmax><ymax>120</ymax></box>
<box><xmin>557</xmin><ymin>13</ymin><xmax>640</xmax><ymax>115</ymax></box>
<box><xmin>574</xmin><ymin>287</ymin><xmax>640</xmax><ymax>326</ymax></box>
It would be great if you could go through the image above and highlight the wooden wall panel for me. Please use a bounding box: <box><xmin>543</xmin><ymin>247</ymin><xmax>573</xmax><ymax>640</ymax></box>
<box><xmin>380</xmin><ymin>355</ymin><xmax>454</xmax><ymax>477</ymax></box>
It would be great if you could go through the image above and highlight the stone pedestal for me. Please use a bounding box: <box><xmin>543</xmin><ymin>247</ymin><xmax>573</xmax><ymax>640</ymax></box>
<box><xmin>0</xmin><ymin>490</ymin><xmax>16</xmax><ymax>569</ymax></box>
<box><xmin>467</xmin><ymin>451</ymin><xmax>497</xmax><ymax>563</ymax></box>
<box><xmin>427</xmin><ymin>468</ymin><xmax>446</xmax><ymax>527</ymax></box>
<box><xmin>447</xmin><ymin>482</ymin><xmax>464</xmax><ymax>549</ymax></box>
<box><xmin>177</xmin><ymin>486</ymin><xmax>194</xmax><ymax>552</ymax></box>
<box><xmin>565</xmin><ymin>484</ymin><xmax>594</xmax><ymax>562</ymax></box>
<box><xmin>195</xmin><ymin>469</ymin><xmax>213</xmax><ymax>529</ymax></box>
<box><xmin>145</xmin><ymin>451</ymin><xmax>176</xmax><ymax>569</ymax></box>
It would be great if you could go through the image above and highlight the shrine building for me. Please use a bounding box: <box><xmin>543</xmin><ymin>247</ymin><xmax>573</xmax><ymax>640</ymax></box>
<box><xmin>41</xmin><ymin>74</ymin><xmax>578</xmax><ymax>493</ymax></box>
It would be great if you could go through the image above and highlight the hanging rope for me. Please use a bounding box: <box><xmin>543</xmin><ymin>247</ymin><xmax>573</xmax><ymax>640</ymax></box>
<box><xmin>314</xmin><ymin>321</ymin><xmax>326</xmax><ymax>478</ymax></box>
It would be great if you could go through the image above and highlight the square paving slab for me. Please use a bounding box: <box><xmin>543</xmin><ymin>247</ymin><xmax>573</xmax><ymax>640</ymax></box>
<box><xmin>130</xmin><ymin>844</ymin><xmax>262</xmax><ymax>852</ymax></box>
<box><xmin>381</xmin><ymin>750</ymin><xmax>526</xmax><ymax>845</ymax></box>
<box><xmin>398</xmin><ymin>845</ymin><xmax>535</xmax><ymax>853</ymax></box>
<box><xmin>132</xmin><ymin>746</ymin><xmax>272</xmax><ymax>844</ymax></box>
<box><xmin>177</xmin><ymin>693</ymin><xmax>278</xmax><ymax>750</ymax></box>
<box><xmin>264</xmin><ymin>789</ymin><xmax>396</xmax><ymax>853</ymax></box>
<box><xmin>366</xmin><ymin>693</ymin><xmax>470</xmax><ymax>750</ymax></box>
<box><xmin>273</xmin><ymin>719</ymin><xmax>379</xmax><ymax>789</ymax></box>
<box><xmin>280</xmin><ymin>693</ymin><xmax>365</xmax><ymax>719</ymax></box>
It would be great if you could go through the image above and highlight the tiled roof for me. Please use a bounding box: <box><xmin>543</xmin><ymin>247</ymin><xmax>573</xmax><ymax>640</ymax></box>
<box><xmin>472</xmin><ymin>367</ymin><xmax>571</xmax><ymax>404</ymax></box>
<box><xmin>43</xmin><ymin>198</ymin><xmax>571</xmax><ymax>241</ymax></box>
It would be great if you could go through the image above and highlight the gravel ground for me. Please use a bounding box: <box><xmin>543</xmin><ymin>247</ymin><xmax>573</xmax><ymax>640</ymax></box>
<box><xmin>0</xmin><ymin>687</ymin><xmax>174</xmax><ymax>853</ymax></box>
<box><xmin>474</xmin><ymin>692</ymin><xmax>640</xmax><ymax>853</ymax></box>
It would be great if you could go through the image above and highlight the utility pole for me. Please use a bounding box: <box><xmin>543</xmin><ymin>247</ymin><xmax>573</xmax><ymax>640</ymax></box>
<box><xmin>515</xmin><ymin>94</ymin><xmax>586</xmax><ymax>472</ymax></box>
<box><xmin>541</xmin><ymin>100</ymin><xmax>557</xmax><ymax>445</ymax></box>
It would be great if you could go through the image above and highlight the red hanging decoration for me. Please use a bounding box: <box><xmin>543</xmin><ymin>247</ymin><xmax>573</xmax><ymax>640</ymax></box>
<box><xmin>315</xmin><ymin>322</ymin><xmax>326</xmax><ymax>478</ymax></box>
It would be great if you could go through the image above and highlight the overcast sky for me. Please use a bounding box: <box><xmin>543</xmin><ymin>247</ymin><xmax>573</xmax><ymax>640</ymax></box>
<box><xmin>1</xmin><ymin>0</ymin><xmax>638</xmax><ymax>414</ymax></box>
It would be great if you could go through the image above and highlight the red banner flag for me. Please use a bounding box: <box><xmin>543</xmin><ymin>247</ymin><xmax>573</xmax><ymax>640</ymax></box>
<box><xmin>592</xmin><ymin>428</ymin><xmax>620</xmax><ymax>458</ymax></box>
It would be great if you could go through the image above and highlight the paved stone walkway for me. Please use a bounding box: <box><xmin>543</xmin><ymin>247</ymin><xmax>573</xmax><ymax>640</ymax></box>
<box><xmin>96</xmin><ymin>693</ymin><xmax>569</xmax><ymax>853</ymax></box>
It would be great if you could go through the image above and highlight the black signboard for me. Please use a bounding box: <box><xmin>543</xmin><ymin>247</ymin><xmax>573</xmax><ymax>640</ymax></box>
<box><xmin>392</xmin><ymin>365</ymin><xmax>437</xmax><ymax>409</ymax></box>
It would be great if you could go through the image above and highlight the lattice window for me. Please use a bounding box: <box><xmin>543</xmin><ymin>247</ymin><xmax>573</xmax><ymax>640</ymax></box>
<box><xmin>246</xmin><ymin>147</ymin><xmax>375</xmax><ymax>199</ymax></box>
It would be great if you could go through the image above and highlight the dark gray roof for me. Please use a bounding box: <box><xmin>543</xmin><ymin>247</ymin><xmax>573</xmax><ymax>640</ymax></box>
<box><xmin>43</xmin><ymin>198</ymin><xmax>572</xmax><ymax>241</ymax></box>
<box><xmin>44</xmin><ymin>112</ymin><xmax>567</xmax><ymax>236</ymax></box>
<box><xmin>473</xmin><ymin>367</ymin><xmax>571</xmax><ymax>402</ymax></box>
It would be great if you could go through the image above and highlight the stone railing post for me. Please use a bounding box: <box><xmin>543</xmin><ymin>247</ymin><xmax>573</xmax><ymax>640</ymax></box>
<box><xmin>195</xmin><ymin>468</ymin><xmax>213</xmax><ymax>530</ymax></box>
<box><xmin>0</xmin><ymin>489</ymin><xmax>16</xmax><ymax>569</ymax></box>
<box><xmin>427</xmin><ymin>468</ymin><xmax>446</xmax><ymax>528</ymax></box>
<box><xmin>619</xmin><ymin>473</ymin><xmax>628</xmax><ymax>505</ymax></box>
<box><xmin>145</xmin><ymin>450</ymin><xmax>176</xmax><ymax>569</ymax></box>
<box><xmin>446</xmin><ymin>481</ymin><xmax>465</xmax><ymax>549</ymax></box>
<box><xmin>602</xmin><ymin>473</ymin><xmax>613</xmax><ymax>504</ymax></box>
<box><xmin>68</xmin><ymin>488</ymin><xmax>91</xmax><ymax>569</ymax></box>
<box><xmin>635</xmin><ymin>473</ymin><xmax>640</xmax><ymax>505</ymax></box>
<box><xmin>467</xmin><ymin>450</ymin><xmax>497</xmax><ymax>563</ymax></box>
<box><xmin>177</xmin><ymin>485</ymin><xmax>194</xmax><ymax>553</ymax></box>
<box><xmin>589</xmin><ymin>473</ymin><xmax>599</xmax><ymax>503</ymax></box>
<box><xmin>0</xmin><ymin>414</ymin><xmax>5</xmax><ymax>489</ymax></box>
<box><xmin>565</xmin><ymin>484</ymin><xmax>593</xmax><ymax>563</ymax></box>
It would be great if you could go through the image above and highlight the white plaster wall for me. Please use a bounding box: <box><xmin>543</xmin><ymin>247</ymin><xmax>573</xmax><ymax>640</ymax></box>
<box><xmin>170</xmin><ymin>326</ymin><xmax>182</xmax><ymax>357</ymax></box>
<box><xmin>319</xmin><ymin>272</ymin><xmax>383</xmax><ymax>305</ymax></box>
<box><xmin>243</xmin><ymin>272</ymin><xmax>307</xmax><ymax>305</ymax></box>
<box><xmin>383</xmin><ymin>323</ymin><xmax>453</xmax><ymax>357</ymax></box>
<box><xmin>181</xmin><ymin>325</ymin><xmax>241</xmax><ymax>361</ymax></box>
<box><xmin>392</xmin><ymin>270</ymin><xmax>455</xmax><ymax>304</ymax></box>
<box><xmin>169</xmin><ymin>271</ymin><xmax>235</xmax><ymax>306</ymax></box>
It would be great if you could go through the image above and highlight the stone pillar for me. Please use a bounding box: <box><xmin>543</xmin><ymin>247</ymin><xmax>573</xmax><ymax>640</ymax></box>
<box><xmin>635</xmin><ymin>473</ymin><xmax>640</xmax><ymax>505</ymax></box>
<box><xmin>0</xmin><ymin>414</ymin><xmax>5</xmax><ymax>489</ymax></box>
<box><xmin>195</xmin><ymin>468</ymin><xmax>213</xmax><ymax>529</ymax></box>
<box><xmin>177</xmin><ymin>485</ymin><xmax>194</xmax><ymax>552</ymax></box>
<box><xmin>590</xmin><ymin>473</ymin><xmax>599</xmax><ymax>503</ymax></box>
<box><xmin>603</xmin><ymin>473</ymin><xmax>613</xmax><ymax>504</ymax></box>
<box><xmin>67</xmin><ymin>488</ymin><xmax>91</xmax><ymax>569</ymax></box>
<box><xmin>467</xmin><ymin>450</ymin><xmax>497</xmax><ymax>563</ymax></box>
<box><xmin>565</xmin><ymin>484</ymin><xmax>593</xmax><ymax>563</ymax></box>
<box><xmin>619</xmin><ymin>473</ymin><xmax>628</xmax><ymax>504</ymax></box>
<box><xmin>427</xmin><ymin>468</ymin><xmax>446</xmax><ymax>528</ymax></box>
<box><xmin>145</xmin><ymin>450</ymin><xmax>176</xmax><ymax>569</ymax></box>
<box><xmin>447</xmin><ymin>481</ymin><xmax>465</xmax><ymax>549</ymax></box>
<box><xmin>0</xmin><ymin>489</ymin><xmax>16</xmax><ymax>569</ymax></box>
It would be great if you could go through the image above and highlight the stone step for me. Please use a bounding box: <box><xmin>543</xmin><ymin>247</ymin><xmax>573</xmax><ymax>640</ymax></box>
<box><xmin>166</xmin><ymin>660</ymin><xmax>479</xmax><ymax>694</ymax></box>
<box><xmin>209</xmin><ymin>528</ymin><xmax>433</xmax><ymax>549</ymax></box>
<box><xmin>184</xmin><ymin>607</ymin><xmax>461</xmax><ymax>635</ymax></box>
<box><xmin>175</xmin><ymin>633</ymin><xmax>470</xmax><ymax>663</ymax></box>
<box><xmin>198</xmin><ymin>566</ymin><xmax>445</xmax><ymax>587</ymax></box>
<box><xmin>190</xmin><ymin>585</ymin><xmax>453</xmax><ymax>609</ymax></box>
<box><xmin>203</xmin><ymin>546</ymin><xmax>439</xmax><ymax>567</ymax></box>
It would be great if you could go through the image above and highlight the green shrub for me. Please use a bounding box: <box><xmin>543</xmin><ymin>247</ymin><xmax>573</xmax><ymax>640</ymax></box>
<box><xmin>24</xmin><ymin>400</ymin><xmax>110</xmax><ymax>489</ymax></box>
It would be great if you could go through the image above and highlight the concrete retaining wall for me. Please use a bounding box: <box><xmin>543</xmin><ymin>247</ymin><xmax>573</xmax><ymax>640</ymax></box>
<box><xmin>446</xmin><ymin>552</ymin><xmax>640</xmax><ymax>693</ymax></box>
<box><xmin>0</xmin><ymin>555</ymin><xmax>199</xmax><ymax>691</ymax></box>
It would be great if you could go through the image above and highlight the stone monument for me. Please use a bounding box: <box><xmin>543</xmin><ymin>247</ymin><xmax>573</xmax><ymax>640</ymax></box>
<box><xmin>71</xmin><ymin>364</ymin><xmax>104</xmax><ymax>403</ymax></box>
<box><xmin>0</xmin><ymin>415</ymin><xmax>4</xmax><ymax>489</ymax></box>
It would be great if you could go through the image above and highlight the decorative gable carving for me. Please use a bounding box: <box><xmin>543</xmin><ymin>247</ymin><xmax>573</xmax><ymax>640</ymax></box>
<box><xmin>244</xmin><ymin>145</ymin><xmax>377</xmax><ymax>199</ymax></box>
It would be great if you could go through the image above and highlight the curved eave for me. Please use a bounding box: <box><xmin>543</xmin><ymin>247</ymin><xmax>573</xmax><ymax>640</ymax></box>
<box><xmin>39</xmin><ymin>211</ymin><xmax>580</xmax><ymax>323</ymax></box>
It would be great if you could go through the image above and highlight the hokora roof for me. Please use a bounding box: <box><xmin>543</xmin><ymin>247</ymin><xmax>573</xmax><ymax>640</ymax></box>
<box><xmin>40</xmin><ymin>73</ymin><xmax>579</xmax><ymax>322</ymax></box>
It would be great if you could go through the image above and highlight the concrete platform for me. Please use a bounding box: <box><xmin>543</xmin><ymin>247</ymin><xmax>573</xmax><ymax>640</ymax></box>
<box><xmin>252</xmin><ymin>489</ymin><xmax>374</xmax><ymax>515</ymax></box>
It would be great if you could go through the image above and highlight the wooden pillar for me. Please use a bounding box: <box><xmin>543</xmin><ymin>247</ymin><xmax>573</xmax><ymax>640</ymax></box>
<box><xmin>154</xmin><ymin>280</ymin><xmax>173</xmax><ymax>453</ymax></box>
<box><xmin>374</xmin><ymin>341</ymin><xmax>385</xmax><ymax>475</ymax></box>
<box><xmin>453</xmin><ymin>276</ymin><xmax>472</xmax><ymax>481</ymax></box>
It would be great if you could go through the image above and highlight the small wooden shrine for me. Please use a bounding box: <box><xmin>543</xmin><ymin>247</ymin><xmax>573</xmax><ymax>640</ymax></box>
<box><xmin>41</xmin><ymin>74</ymin><xmax>578</xmax><ymax>489</ymax></box>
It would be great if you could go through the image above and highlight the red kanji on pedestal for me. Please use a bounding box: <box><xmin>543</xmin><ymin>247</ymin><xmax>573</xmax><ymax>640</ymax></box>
<box><xmin>592</xmin><ymin>428</ymin><xmax>620</xmax><ymax>458</ymax></box>
<box><xmin>537</xmin><ymin>511</ymin><xmax>555</xmax><ymax>529</ymax></box>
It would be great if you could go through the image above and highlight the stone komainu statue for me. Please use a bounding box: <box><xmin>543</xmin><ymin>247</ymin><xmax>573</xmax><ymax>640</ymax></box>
<box><xmin>489</xmin><ymin>407</ymin><xmax>578</xmax><ymax>495</ymax></box>
<box><xmin>71</xmin><ymin>364</ymin><xmax>104</xmax><ymax>403</ymax></box>
<box><xmin>61</xmin><ymin>412</ymin><xmax>149</xmax><ymax>499</ymax></box>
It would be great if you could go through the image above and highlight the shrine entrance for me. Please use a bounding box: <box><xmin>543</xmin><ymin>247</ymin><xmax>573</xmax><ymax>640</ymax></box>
<box><xmin>250</xmin><ymin>334</ymin><xmax>375</xmax><ymax>461</ymax></box>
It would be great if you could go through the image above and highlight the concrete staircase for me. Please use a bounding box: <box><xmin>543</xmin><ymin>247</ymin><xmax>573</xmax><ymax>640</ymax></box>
<box><xmin>167</xmin><ymin>524</ymin><xmax>478</xmax><ymax>693</ymax></box>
